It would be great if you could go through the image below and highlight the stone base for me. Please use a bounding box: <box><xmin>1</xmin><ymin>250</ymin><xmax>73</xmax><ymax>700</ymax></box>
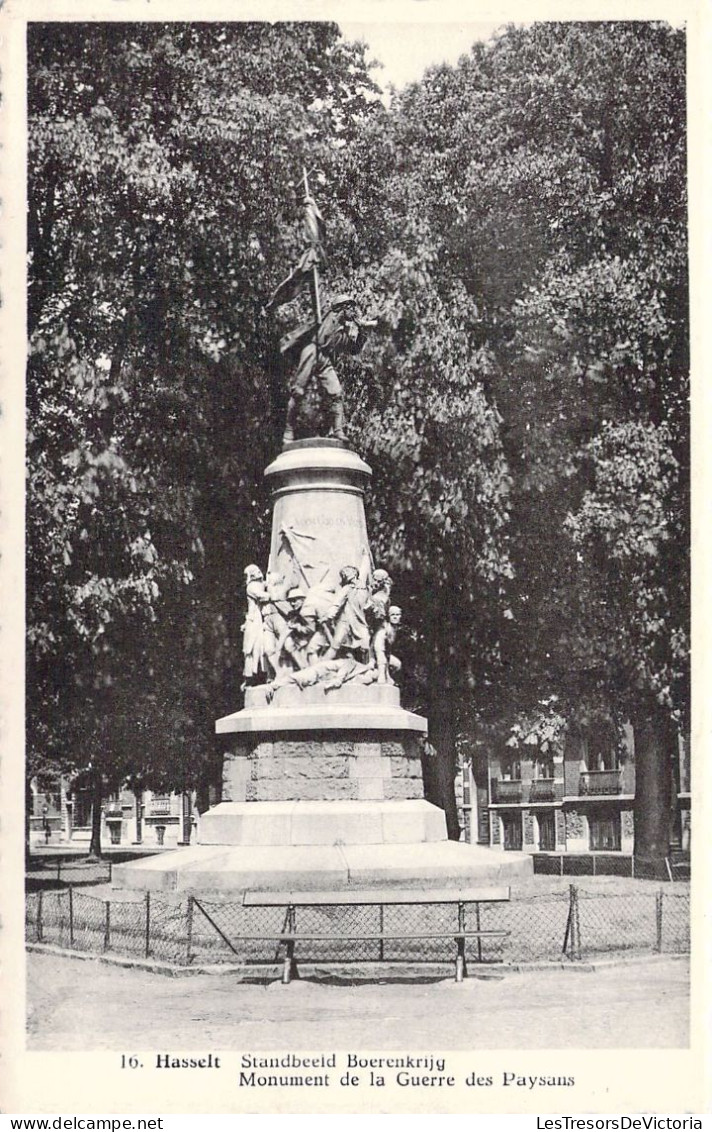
<box><xmin>216</xmin><ymin>700</ymin><xmax>427</xmax><ymax>735</ymax></box>
<box><xmin>199</xmin><ymin>800</ymin><xmax>446</xmax><ymax>846</ymax></box>
<box><xmin>112</xmin><ymin>837</ymin><xmax>533</xmax><ymax>894</ymax></box>
<box><xmin>222</xmin><ymin>731</ymin><xmax>425</xmax><ymax>803</ymax></box>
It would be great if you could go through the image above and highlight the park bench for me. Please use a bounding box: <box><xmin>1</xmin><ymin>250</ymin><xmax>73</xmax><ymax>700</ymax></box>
<box><xmin>241</xmin><ymin>886</ymin><xmax>511</xmax><ymax>983</ymax></box>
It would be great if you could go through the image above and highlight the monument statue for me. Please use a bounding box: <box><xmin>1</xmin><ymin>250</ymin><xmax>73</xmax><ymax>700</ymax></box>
<box><xmin>236</xmin><ymin>171</ymin><xmax>416</xmax><ymax>701</ymax></box>
<box><xmin>114</xmin><ymin>164</ymin><xmax>533</xmax><ymax>902</ymax></box>
<box><xmin>267</xmin><ymin>169</ymin><xmax>377</xmax><ymax>446</ymax></box>
<box><xmin>241</xmin><ymin>545</ymin><xmax>403</xmax><ymax>696</ymax></box>
<box><xmin>241</xmin><ymin>564</ymin><xmax>269</xmax><ymax>687</ymax></box>
<box><xmin>383</xmin><ymin>603</ymin><xmax>402</xmax><ymax>683</ymax></box>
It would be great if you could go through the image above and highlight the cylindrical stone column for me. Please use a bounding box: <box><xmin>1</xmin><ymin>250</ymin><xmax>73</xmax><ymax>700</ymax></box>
<box><xmin>264</xmin><ymin>440</ymin><xmax>372</xmax><ymax>592</ymax></box>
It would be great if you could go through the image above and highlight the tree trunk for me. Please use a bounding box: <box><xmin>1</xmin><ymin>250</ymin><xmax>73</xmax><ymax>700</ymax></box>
<box><xmin>632</xmin><ymin>696</ymin><xmax>674</xmax><ymax>869</ymax></box>
<box><xmin>25</xmin><ymin>784</ymin><xmax>33</xmax><ymax>866</ymax></box>
<box><xmin>87</xmin><ymin>769</ymin><xmax>104</xmax><ymax>859</ymax></box>
<box><xmin>134</xmin><ymin>786</ymin><xmax>143</xmax><ymax>844</ymax></box>
<box><xmin>423</xmin><ymin>701</ymin><xmax>461</xmax><ymax>841</ymax></box>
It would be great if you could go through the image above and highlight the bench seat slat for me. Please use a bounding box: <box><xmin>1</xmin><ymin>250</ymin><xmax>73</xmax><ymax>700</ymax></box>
<box><xmin>243</xmin><ymin>887</ymin><xmax>510</xmax><ymax>907</ymax></box>
<box><xmin>219</xmin><ymin>931</ymin><xmax>509</xmax><ymax>942</ymax></box>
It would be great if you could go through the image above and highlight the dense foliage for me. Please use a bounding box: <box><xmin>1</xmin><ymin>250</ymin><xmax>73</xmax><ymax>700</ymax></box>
<box><xmin>27</xmin><ymin>21</ymin><xmax>688</xmax><ymax>859</ymax></box>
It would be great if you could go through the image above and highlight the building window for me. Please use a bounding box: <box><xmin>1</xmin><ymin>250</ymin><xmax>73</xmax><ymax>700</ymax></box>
<box><xmin>502</xmin><ymin>812</ymin><xmax>523</xmax><ymax>851</ymax></box>
<box><xmin>584</xmin><ymin>733</ymin><xmax>619</xmax><ymax>772</ymax></box>
<box><xmin>537</xmin><ymin>812</ymin><xmax>556</xmax><ymax>851</ymax></box>
<box><xmin>72</xmin><ymin>792</ymin><xmax>92</xmax><ymax>827</ymax></box>
<box><xmin>501</xmin><ymin>757</ymin><xmax>521</xmax><ymax>782</ymax></box>
<box><xmin>589</xmin><ymin>813</ymin><xmax>621</xmax><ymax>851</ymax></box>
<box><xmin>535</xmin><ymin>755</ymin><xmax>554</xmax><ymax>780</ymax></box>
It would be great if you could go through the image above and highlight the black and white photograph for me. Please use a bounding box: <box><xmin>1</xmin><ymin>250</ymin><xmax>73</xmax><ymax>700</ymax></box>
<box><xmin>2</xmin><ymin>0</ymin><xmax>708</xmax><ymax>1118</ymax></box>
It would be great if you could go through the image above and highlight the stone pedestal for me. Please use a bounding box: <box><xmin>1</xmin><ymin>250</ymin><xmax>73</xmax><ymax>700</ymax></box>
<box><xmin>112</xmin><ymin>442</ymin><xmax>532</xmax><ymax>894</ymax></box>
<box><xmin>265</xmin><ymin>440</ymin><xmax>372</xmax><ymax>590</ymax></box>
<box><xmin>216</xmin><ymin>681</ymin><xmax>428</xmax><ymax>736</ymax></box>
<box><xmin>219</xmin><ymin>731</ymin><xmax>424</xmax><ymax>805</ymax></box>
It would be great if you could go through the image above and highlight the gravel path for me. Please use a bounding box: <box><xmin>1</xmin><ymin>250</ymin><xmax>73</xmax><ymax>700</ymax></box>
<box><xmin>27</xmin><ymin>951</ymin><xmax>689</xmax><ymax>1051</ymax></box>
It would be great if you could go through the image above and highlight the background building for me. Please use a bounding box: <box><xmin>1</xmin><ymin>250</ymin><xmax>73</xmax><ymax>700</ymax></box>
<box><xmin>458</xmin><ymin>725</ymin><xmax>690</xmax><ymax>866</ymax></box>
<box><xmin>29</xmin><ymin>778</ymin><xmax>197</xmax><ymax>849</ymax></box>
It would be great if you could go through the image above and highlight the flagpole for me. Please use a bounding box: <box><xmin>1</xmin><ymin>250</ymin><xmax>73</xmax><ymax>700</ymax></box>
<box><xmin>302</xmin><ymin>166</ymin><xmax>323</xmax><ymax>334</ymax></box>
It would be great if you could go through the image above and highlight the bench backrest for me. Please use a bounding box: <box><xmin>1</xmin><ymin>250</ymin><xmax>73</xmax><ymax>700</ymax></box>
<box><xmin>243</xmin><ymin>886</ymin><xmax>510</xmax><ymax>907</ymax></box>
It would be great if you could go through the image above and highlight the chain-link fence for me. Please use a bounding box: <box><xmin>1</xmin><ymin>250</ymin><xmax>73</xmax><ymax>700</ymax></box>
<box><xmin>532</xmin><ymin>854</ymin><xmax>689</xmax><ymax>881</ymax></box>
<box><xmin>562</xmin><ymin>886</ymin><xmax>691</xmax><ymax>959</ymax></box>
<box><xmin>533</xmin><ymin>853</ymin><xmax>637</xmax><ymax>878</ymax></box>
<box><xmin>26</xmin><ymin>889</ymin><xmax>190</xmax><ymax>964</ymax></box>
<box><xmin>26</xmin><ymin>884</ymin><xmax>690</xmax><ymax>969</ymax></box>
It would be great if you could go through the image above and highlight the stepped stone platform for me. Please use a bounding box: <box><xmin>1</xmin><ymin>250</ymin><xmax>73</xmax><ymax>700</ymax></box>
<box><xmin>111</xmin><ymin>800</ymin><xmax>533</xmax><ymax>893</ymax></box>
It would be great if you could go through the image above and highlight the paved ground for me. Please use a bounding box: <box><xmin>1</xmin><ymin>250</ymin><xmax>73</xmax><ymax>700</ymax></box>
<box><xmin>27</xmin><ymin>951</ymin><xmax>689</xmax><ymax>1051</ymax></box>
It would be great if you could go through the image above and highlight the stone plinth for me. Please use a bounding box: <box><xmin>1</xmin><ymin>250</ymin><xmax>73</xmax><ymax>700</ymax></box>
<box><xmin>221</xmin><ymin>731</ymin><xmax>425</xmax><ymax>804</ymax></box>
<box><xmin>217</xmin><ymin>656</ymin><xmax>428</xmax><ymax>736</ymax></box>
<box><xmin>265</xmin><ymin>441</ymin><xmax>372</xmax><ymax>593</ymax></box>
<box><xmin>111</xmin><ymin>837</ymin><xmax>533</xmax><ymax>894</ymax></box>
<box><xmin>216</xmin><ymin>701</ymin><xmax>427</xmax><ymax>735</ymax></box>
<box><xmin>198</xmin><ymin>799</ymin><xmax>446</xmax><ymax>846</ymax></box>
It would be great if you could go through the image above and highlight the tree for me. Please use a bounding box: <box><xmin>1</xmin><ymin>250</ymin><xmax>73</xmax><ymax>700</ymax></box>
<box><xmin>27</xmin><ymin>22</ymin><xmax>688</xmax><ymax>867</ymax></box>
<box><xmin>26</xmin><ymin>21</ymin><xmax>383</xmax><ymax>852</ymax></box>
<box><xmin>346</xmin><ymin>246</ymin><xmax>514</xmax><ymax>835</ymax></box>
<box><xmin>354</xmin><ymin>22</ymin><xmax>688</xmax><ymax>856</ymax></box>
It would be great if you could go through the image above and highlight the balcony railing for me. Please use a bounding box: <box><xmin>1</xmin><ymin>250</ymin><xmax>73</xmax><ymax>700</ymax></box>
<box><xmin>492</xmin><ymin>779</ymin><xmax>522</xmax><ymax>803</ymax></box>
<box><xmin>579</xmin><ymin>769</ymin><xmax>622</xmax><ymax>796</ymax></box>
<box><xmin>529</xmin><ymin>780</ymin><xmax>556</xmax><ymax>802</ymax></box>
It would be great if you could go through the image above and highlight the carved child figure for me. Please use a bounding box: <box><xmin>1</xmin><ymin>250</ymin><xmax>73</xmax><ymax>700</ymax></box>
<box><xmin>368</xmin><ymin>568</ymin><xmax>394</xmax><ymax>683</ymax></box>
<box><xmin>384</xmin><ymin>604</ymin><xmax>402</xmax><ymax>683</ymax></box>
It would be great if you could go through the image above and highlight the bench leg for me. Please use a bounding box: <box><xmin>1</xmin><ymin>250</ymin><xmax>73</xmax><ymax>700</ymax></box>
<box><xmin>455</xmin><ymin>939</ymin><xmax>467</xmax><ymax>983</ymax></box>
<box><xmin>282</xmin><ymin>942</ymin><xmax>294</xmax><ymax>984</ymax></box>
<box><xmin>282</xmin><ymin>941</ymin><xmax>301</xmax><ymax>984</ymax></box>
<box><xmin>281</xmin><ymin>905</ymin><xmax>298</xmax><ymax>985</ymax></box>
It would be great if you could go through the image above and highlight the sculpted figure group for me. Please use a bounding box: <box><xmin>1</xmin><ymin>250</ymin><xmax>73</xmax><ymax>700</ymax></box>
<box><xmin>241</xmin><ymin>559</ymin><xmax>402</xmax><ymax>699</ymax></box>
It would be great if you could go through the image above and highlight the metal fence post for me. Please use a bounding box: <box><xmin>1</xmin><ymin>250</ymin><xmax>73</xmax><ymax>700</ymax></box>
<box><xmin>563</xmin><ymin>884</ymin><xmax>581</xmax><ymax>960</ymax></box>
<box><xmin>656</xmin><ymin>889</ymin><xmax>664</xmax><ymax>952</ymax></box>
<box><xmin>562</xmin><ymin>887</ymin><xmax>573</xmax><ymax>958</ymax></box>
<box><xmin>104</xmin><ymin>900</ymin><xmax>111</xmax><ymax>951</ymax></box>
<box><xmin>37</xmin><ymin>889</ymin><xmax>44</xmax><ymax>942</ymax></box>
<box><xmin>145</xmin><ymin>891</ymin><xmax>151</xmax><ymax>958</ymax></box>
<box><xmin>68</xmin><ymin>886</ymin><xmax>74</xmax><ymax>949</ymax></box>
<box><xmin>185</xmin><ymin>896</ymin><xmax>194</xmax><ymax>965</ymax></box>
<box><xmin>456</xmin><ymin>900</ymin><xmax>467</xmax><ymax>981</ymax></box>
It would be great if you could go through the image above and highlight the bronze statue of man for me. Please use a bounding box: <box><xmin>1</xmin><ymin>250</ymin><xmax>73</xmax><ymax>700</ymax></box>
<box><xmin>282</xmin><ymin>296</ymin><xmax>366</xmax><ymax>444</ymax></box>
<box><xmin>267</xmin><ymin>170</ymin><xmax>377</xmax><ymax>446</ymax></box>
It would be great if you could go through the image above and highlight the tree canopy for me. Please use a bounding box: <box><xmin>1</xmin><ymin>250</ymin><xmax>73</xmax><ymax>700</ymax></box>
<box><xmin>27</xmin><ymin>20</ymin><xmax>688</xmax><ymax>858</ymax></box>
